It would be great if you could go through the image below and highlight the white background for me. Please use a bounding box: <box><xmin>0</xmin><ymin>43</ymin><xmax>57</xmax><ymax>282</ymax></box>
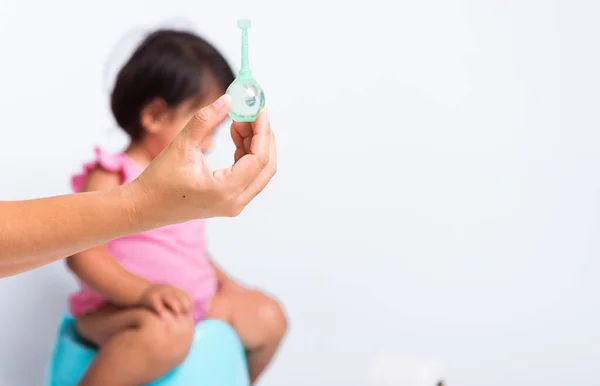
<box><xmin>0</xmin><ymin>0</ymin><xmax>598</xmax><ymax>385</ymax></box>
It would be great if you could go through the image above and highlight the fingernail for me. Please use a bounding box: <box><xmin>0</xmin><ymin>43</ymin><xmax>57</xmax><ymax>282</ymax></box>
<box><xmin>213</xmin><ymin>94</ymin><xmax>230</xmax><ymax>110</ymax></box>
<box><xmin>262</xmin><ymin>108</ymin><xmax>270</xmax><ymax>122</ymax></box>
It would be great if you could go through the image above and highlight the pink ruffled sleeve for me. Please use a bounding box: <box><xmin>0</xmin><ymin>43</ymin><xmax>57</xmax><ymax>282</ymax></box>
<box><xmin>71</xmin><ymin>147</ymin><xmax>129</xmax><ymax>193</ymax></box>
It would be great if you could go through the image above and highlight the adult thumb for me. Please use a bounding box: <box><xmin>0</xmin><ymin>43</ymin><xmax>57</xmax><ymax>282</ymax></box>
<box><xmin>182</xmin><ymin>94</ymin><xmax>231</xmax><ymax>146</ymax></box>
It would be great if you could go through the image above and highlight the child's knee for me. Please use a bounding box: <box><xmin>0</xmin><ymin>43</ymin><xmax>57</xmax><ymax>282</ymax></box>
<box><xmin>255</xmin><ymin>293</ymin><xmax>288</xmax><ymax>342</ymax></box>
<box><xmin>138</xmin><ymin>311</ymin><xmax>194</xmax><ymax>367</ymax></box>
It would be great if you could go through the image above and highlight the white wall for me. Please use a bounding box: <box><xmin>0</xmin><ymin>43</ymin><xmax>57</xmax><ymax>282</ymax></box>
<box><xmin>0</xmin><ymin>0</ymin><xmax>598</xmax><ymax>385</ymax></box>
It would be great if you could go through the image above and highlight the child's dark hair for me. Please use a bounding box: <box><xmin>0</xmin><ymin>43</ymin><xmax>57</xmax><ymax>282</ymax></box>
<box><xmin>111</xmin><ymin>29</ymin><xmax>235</xmax><ymax>141</ymax></box>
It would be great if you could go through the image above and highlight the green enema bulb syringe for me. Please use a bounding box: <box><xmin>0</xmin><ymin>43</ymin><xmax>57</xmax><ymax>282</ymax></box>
<box><xmin>226</xmin><ymin>19</ymin><xmax>265</xmax><ymax>122</ymax></box>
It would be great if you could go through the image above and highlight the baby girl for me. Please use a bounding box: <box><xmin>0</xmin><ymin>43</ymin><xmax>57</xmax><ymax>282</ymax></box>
<box><xmin>66</xmin><ymin>29</ymin><xmax>286</xmax><ymax>386</ymax></box>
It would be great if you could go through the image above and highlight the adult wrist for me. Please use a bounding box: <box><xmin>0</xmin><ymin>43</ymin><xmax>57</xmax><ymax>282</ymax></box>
<box><xmin>121</xmin><ymin>179</ymin><xmax>156</xmax><ymax>234</ymax></box>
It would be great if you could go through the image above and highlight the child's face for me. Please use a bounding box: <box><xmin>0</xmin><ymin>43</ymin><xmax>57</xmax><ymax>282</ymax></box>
<box><xmin>140</xmin><ymin>78</ymin><xmax>224</xmax><ymax>157</ymax></box>
<box><xmin>164</xmin><ymin>96</ymin><xmax>220</xmax><ymax>153</ymax></box>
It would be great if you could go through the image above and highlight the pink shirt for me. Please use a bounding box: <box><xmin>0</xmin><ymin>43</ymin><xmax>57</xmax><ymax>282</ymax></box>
<box><xmin>68</xmin><ymin>147</ymin><xmax>217</xmax><ymax>322</ymax></box>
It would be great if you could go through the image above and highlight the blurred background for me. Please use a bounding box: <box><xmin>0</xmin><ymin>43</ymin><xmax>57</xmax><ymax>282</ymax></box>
<box><xmin>0</xmin><ymin>0</ymin><xmax>598</xmax><ymax>385</ymax></box>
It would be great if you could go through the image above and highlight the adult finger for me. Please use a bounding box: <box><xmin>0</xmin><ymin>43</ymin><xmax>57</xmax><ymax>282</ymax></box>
<box><xmin>236</xmin><ymin>130</ymin><xmax>277</xmax><ymax>206</ymax></box>
<box><xmin>231</xmin><ymin>121</ymin><xmax>253</xmax><ymax>162</ymax></box>
<box><xmin>230</xmin><ymin>123</ymin><xmax>244</xmax><ymax>149</ymax></box>
<box><xmin>234</xmin><ymin>148</ymin><xmax>245</xmax><ymax>163</ymax></box>
<box><xmin>181</xmin><ymin>94</ymin><xmax>231</xmax><ymax>147</ymax></box>
<box><xmin>231</xmin><ymin>120</ymin><xmax>253</xmax><ymax>142</ymax></box>
<box><xmin>222</xmin><ymin>109</ymin><xmax>272</xmax><ymax>191</ymax></box>
<box><xmin>231</xmin><ymin>123</ymin><xmax>246</xmax><ymax>163</ymax></box>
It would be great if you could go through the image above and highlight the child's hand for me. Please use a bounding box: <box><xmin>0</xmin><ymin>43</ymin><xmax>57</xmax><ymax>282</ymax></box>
<box><xmin>140</xmin><ymin>284</ymin><xmax>194</xmax><ymax>318</ymax></box>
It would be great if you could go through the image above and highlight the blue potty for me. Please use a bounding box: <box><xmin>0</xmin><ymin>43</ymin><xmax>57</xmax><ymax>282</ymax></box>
<box><xmin>45</xmin><ymin>314</ymin><xmax>250</xmax><ymax>386</ymax></box>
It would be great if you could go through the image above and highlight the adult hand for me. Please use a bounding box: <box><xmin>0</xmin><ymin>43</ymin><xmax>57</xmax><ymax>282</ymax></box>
<box><xmin>0</xmin><ymin>95</ymin><xmax>276</xmax><ymax>278</ymax></box>
<box><xmin>131</xmin><ymin>94</ymin><xmax>276</xmax><ymax>230</ymax></box>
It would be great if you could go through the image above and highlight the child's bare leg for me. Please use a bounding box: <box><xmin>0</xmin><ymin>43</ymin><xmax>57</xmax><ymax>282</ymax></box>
<box><xmin>206</xmin><ymin>290</ymin><xmax>287</xmax><ymax>384</ymax></box>
<box><xmin>75</xmin><ymin>305</ymin><xmax>194</xmax><ymax>386</ymax></box>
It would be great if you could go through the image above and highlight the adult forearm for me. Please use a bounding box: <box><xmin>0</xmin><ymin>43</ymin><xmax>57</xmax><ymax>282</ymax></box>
<box><xmin>0</xmin><ymin>184</ymin><xmax>141</xmax><ymax>278</ymax></box>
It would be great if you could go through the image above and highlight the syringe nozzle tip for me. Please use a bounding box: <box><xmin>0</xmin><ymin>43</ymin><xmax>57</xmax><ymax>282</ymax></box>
<box><xmin>237</xmin><ymin>19</ymin><xmax>251</xmax><ymax>29</ymax></box>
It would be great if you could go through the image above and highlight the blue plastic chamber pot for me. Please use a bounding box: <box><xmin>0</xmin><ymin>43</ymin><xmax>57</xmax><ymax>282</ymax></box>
<box><xmin>45</xmin><ymin>313</ymin><xmax>250</xmax><ymax>386</ymax></box>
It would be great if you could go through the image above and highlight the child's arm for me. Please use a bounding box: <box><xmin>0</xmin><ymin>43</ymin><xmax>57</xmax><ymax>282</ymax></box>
<box><xmin>66</xmin><ymin>169</ymin><xmax>150</xmax><ymax>307</ymax></box>
<box><xmin>67</xmin><ymin>246</ymin><xmax>151</xmax><ymax>307</ymax></box>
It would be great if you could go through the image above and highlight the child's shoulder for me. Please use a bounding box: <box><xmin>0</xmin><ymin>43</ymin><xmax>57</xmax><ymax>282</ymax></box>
<box><xmin>80</xmin><ymin>168</ymin><xmax>122</xmax><ymax>192</ymax></box>
<box><xmin>72</xmin><ymin>147</ymin><xmax>134</xmax><ymax>193</ymax></box>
